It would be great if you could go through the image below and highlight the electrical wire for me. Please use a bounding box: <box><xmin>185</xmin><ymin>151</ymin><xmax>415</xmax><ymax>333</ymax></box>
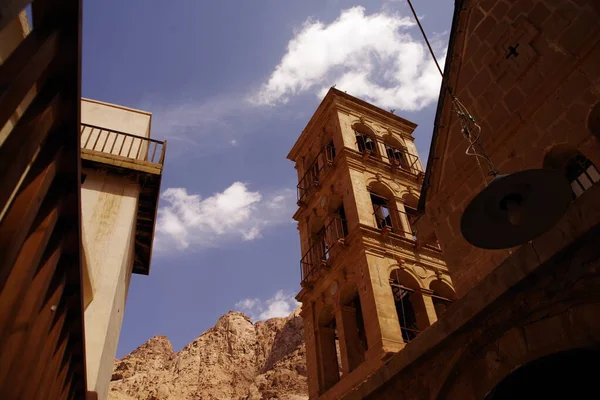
<box><xmin>405</xmin><ymin>0</ymin><xmax>499</xmax><ymax>185</ymax></box>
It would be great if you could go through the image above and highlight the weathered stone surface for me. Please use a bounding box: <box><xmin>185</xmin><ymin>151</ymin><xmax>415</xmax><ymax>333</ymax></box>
<box><xmin>108</xmin><ymin>309</ymin><xmax>307</xmax><ymax>400</ymax></box>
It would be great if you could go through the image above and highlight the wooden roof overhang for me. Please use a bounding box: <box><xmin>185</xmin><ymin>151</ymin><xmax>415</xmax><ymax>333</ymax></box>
<box><xmin>0</xmin><ymin>0</ymin><xmax>87</xmax><ymax>399</ymax></box>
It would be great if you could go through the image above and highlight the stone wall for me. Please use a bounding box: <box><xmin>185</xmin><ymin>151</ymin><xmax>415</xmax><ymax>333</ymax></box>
<box><xmin>342</xmin><ymin>181</ymin><xmax>600</xmax><ymax>400</ymax></box>
<box><xmin>424</xmin><ymin>0</ymin><xmax>600</xmax><ymax>296</ymax></box>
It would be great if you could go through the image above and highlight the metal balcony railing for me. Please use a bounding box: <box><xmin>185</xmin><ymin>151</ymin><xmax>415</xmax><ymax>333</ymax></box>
<box><xmin>297</xmin><ymin>145</ymin><xmax>335</xmax><ymax>205</ymax></box>
<box><xmin>80</xmin><ymin>123</ymin><xmax>166</xmax><ymax>166</ymax></box>
<box><xmin>300</xmin><ymin>217</ymin><xmax>348</xmax><ymax>284</ymax></box>
<box><xmin>372</xmin><ymin>205</ymin><xmax>418</xmax><ymax>240</ymax></box>
<box><xmin>372</xmin><ymin>205</ymin><xmax>442</xmax><ymax>251</ymax></box>
<box><xmin>354</xmin><ymin>133</ymin><xmax>421</xmax><ymax>175</ymax></box>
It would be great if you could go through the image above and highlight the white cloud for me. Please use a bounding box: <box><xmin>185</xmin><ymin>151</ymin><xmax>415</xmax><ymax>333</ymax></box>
<box><xmin>235</xmin><ymin>290</ymin><xmax>300</xmax><ymax>321</ymax></box>
<box><xmin>250</xmin><ymin>6</ymin><xmax>445</xmax><ymax>111</ymax></box>
<box><xmin>155</xmin><ymin>183</ymin><xmax>295</xmax><ymax>250</ymax></box>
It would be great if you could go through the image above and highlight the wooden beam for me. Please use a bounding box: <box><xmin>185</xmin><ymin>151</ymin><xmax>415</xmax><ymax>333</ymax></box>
<box><xmin>0</xmin><ymin>237</ymin><xmax>63</xmax><ymax>379</ymax></box>
<box><xmin>14</xmin><ymin>297</ymin><xmax>69</xmax><ymax>399</ymax></box>
<box><xmin>32</xmin><ymin>329</ymin><xmax>70</xmax><ymax>400</ymax></box>
<box><xmin>0</xmin><ymin>143</ymin><xmax>62</xmax><ymax>289</ymax></box>
<box><xmin>0</xmin><ymin>191</ymin><xmax>64</xmax><ymax>341</ymax></box>
<box><xmin>0</xmin><ymin>270</ymin><xmax>65</xmax><ymax>397</ymax></box>
<box><xmin>0</xmin><ymin>82</ymin><xmax>63</xmax><ymax>217</ymax></box>
<box><xmin>47</xmin><ymin>352</ymin><xmax>71</xmax><ymax>400</ymax></box>
<box><xmin>0</xmin><ymin>28</ymin><xmax>59</xmax><ymax>131</ymax></box>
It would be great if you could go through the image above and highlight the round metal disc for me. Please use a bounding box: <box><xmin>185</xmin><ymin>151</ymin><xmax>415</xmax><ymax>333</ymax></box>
<box><xmin>460</xmin><ymin>169</ymin><xmax>572</xmax><ymax>249</ymax></box>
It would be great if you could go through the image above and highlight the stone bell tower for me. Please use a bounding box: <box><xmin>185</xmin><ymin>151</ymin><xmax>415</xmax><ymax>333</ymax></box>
<box><xmin>288</xmin><ymin>88</ymin><xmax>453</xmax><ymax>399</ymax></box>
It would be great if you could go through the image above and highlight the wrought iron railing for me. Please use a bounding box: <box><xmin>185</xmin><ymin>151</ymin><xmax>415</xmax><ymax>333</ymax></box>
<box><xmin>300</xmin><ymin>217</ymin><xmax>348</xmax><ymax>284</ymax></box>
<box><xmin>354</xmin><ymin>134</ymin><xmax>421</xmax><ymax>175</ymax></box>
<box><xmin>297</xmin><ymin>145</ymin><xmax>335</xmax><ymax>205</ymax></box>
<box><xmin>80</xmin><ymin>123</ymin><xmax>166</xmax><ymax>165</ymax></box>
<box><xmin>372</xmin><ymin>205</ymin><xmax>418</xmax><ymax>240</ymax></box>
<box><xmin>372</xmin><ymin>205</ymin><xmax>442</xmax><ymax>251</ymax></box>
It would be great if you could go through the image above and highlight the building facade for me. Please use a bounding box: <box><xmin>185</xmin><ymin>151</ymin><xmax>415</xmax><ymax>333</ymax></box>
<box><xmin>308</xmin><ymin>1</ymin><xmax>600</xmax><ymax>399</ymax></box>
<box><xmin>80</xmin><ymin>99</ymin><xmax>165</xmax><ymax>400</ymax></box>
<box><xmin>0</xmin><ymin>9</ymin><xmax>165</xmax><ymax>400</ymax></box>
<box><xmin>288</xmin><ymin>89</ymin><xmax>454</xmax><ymax>399</ymax></box>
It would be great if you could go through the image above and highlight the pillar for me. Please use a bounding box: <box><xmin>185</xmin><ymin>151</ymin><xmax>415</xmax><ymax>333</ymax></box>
<box><xmin>340</xmin><ymin>305</ymin><xmax>365</xmax><ymax>372</ymax></box>
<box><xmin>316</xmin><ymin>326</ymin><xmax>340</xmax><ymax>392</ymax></box>
<box><xmin>419</xmin><ymin>288</ymin><xmax>439</xmax><ymax>327</ymax></box>
<box><xmin>361</xmin><ymin>254</ymin><xmax>405</xmax><ymax>361</ymax></box>
<box><xmin>301</xmin><ymin>305</ymin><xmax>320</xmax><ymax>399</ymax></box>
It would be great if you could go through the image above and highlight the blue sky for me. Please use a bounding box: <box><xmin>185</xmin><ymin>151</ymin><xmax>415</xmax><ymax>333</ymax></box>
<box><xmin>81</xmin><ymin>0</ymin><xmax>454</xmax><ymax>357</ymax></box>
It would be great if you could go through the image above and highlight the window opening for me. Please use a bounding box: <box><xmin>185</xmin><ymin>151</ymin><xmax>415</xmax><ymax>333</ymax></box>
<box><xmin>390</xmin><ymin>271</ymin><xmax>419</xmax><ymax>342</ymax></box>
<box><xmin>355</xmin><ymin>131</ymin><xmax>376</xmax><ymax>154</ymax></box>
<box><xmin>334</xmin><ymin>204</ymin><xmax>349</xmax><ymax>237</ymax></box>
<box><xmin>405</xmin><ymin>206</ymin><xmax>418</xmax><ymax>240</ymax></box>
<box><xmin>310</xmin><ymin>227</ymin><xmax>328</xmax><ymax>263</ymax></box>
<box><xmin>565</xmin><ymin>154</ymin><xmax>600</xmax><ymax>198</ymax></box>
<box><xmin>327</xmin><ymin>140</ymin><xmax>336</xmax><ymax>162</ymax></box>
<box><xmin>385</xmin><ymin>144</ymin><xmax>407</xmax><ymax>167</ymax></box>
<box><xmin>371</xmin><ymin>192</ymin><xmax>392</xmax><ymax>229</ymax></box>
<box><xmin>352</xmin><ymin>295</ymin><xmax>368</xmax><ymax>353</ymax></box>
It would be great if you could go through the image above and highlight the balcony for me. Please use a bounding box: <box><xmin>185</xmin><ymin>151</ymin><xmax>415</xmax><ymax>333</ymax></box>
<box><xmin>300</xmin><ymin>217</ymin><xmax>348</xmax><ymax>285</ymax></box>
<box><xmin>80</xmin><ymin>123</ymin><xmax>166</xmax><ymax>275</ymax></box>
<box><xmin>80</xmin><ymin>123</ymin><xmax>166</xmax><ymax>175</ymax></box>
<box><xmin>297</xmin><ymin>144</ymin><xmax>335</xmax><ymax>206</ymax></box>
<box><xmin>354</xmin><ymin>134</ymin><xmax>422</xmax><ymax>176</ymax></box>
<box><xmin>372</xmin><ymin>206</ymin><xmax>442</xmax><ymax>252</ymax></box>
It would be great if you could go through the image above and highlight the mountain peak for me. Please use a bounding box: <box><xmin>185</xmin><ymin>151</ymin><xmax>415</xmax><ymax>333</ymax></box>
<box><xmin>109</xmin><ymin>308</ymin><xmax>307</xmax><ymax>400</ymax></box>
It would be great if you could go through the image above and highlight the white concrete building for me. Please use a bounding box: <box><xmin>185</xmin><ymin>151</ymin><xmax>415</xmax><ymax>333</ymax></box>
<box><xmin>80</xmin><ymin>99</ymin><xmax>165</xmax><ymax>400</ymax></box>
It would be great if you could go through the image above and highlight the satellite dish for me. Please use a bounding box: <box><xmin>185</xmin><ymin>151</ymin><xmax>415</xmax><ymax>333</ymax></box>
<box><xmin>460</xmin><ymin>169</ymin><xmax>572</xmax><ymax>249</ymax></box>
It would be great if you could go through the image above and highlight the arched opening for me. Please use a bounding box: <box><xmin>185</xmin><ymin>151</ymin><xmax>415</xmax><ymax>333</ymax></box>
<box><xmin>316</xmin><ymin>306</ymin><xmax>341</xmax><ymax>393</ymax></box>
<box><xmin>384</xmin><ymin>136</ymin><xmax>409</xmax><ymax>168</ymax></box>
<box><xmin>543</xmin><ymin>145</ymin><xmax>600</xmax><ymax>198</ymax></box>
<box><xmin>339</xmin><ymin>283</ymin><xmax>367</xmax><ymax>372</ymax></box>
<box><xmin>353</xmin><ymin>123</ymin><xmax>378</xmax><ymax>155</ymax></box>
<box><xmin>429</xmin><ymin>280</ymin><xmax>456</xmax><ymax>319</ymax></box>
<box><xmin>485</xmin><ymin>348</ymin><xmax>599</xmax><ymax>399</ymax></box>
<box><xmin>389</xmin><ymin>269</ymin><xmax>429</xmax><ymax>343</ymax></box>
<box><xmin>328</xmin><ymin>195</ymin><xmax>349</xmax><ymax>239</ymax></box>
<box><xmin>368</xmin><ymin>182</ymin><xmax>397</xmax><ymax>230</ymax></box>
<box><xmin>402</xmin><ymin>193</ymin><xmax>420</xmax><ymax>241</ymax></box>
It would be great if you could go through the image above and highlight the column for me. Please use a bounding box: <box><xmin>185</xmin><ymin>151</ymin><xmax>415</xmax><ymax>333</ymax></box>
<box><xmin>340</xmin><ymin>305</ymin><xmax>365</xmax><ymax>372</ymax></box>
<box><xmin>394</xmin><ymin>199</ymin><xmax>414</xmax><ymax>240</ymax></box>
<box><xmin>360</xmin><ymin>254</ymin><xmax>405</xmax><ymax>361</ymax></box>
<box><xmin>334</xmin><ymin>307</ymin><xmax>350</xmax><ymax>376</ymax></box>
<box><xmin>417</xmin><ymin>288</ymin><xmax>439</xmax><ymax>328</ymax></box>
<box><xmin>301</xmin><ymin>306</ymin><xmax>321</xmax><ymax>399</ymax></box>
<box><xmin>316</xmin><ymin>326</ymin><xmax>340</xmax><ymax>392</ymax></box>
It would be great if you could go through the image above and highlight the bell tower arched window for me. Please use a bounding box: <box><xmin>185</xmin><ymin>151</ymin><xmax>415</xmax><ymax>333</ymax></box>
<box><xmin>355</xmin><ymin>131</ymin><xmax>377</xmax><ymax>154</ymax></box>
<box><xmin>371</xmin><ymin>192</ymin><xmax>392</xmax><ymax>229</ymax></box>
<box><xmin>389</xmin><ymin>269</ymin><xmax>432</xmax><ymax>343</ymax></box>
<box><xmin>316</xmin><ymin>306</ymin><xmax>341</xmax><ymax>392</ymax></box>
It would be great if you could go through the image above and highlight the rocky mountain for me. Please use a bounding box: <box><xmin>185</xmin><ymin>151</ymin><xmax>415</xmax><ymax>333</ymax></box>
<box><xmin>108</xmin><ymin>308</ymin><xmax>307</xmax><ymax>400</ymax></box>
